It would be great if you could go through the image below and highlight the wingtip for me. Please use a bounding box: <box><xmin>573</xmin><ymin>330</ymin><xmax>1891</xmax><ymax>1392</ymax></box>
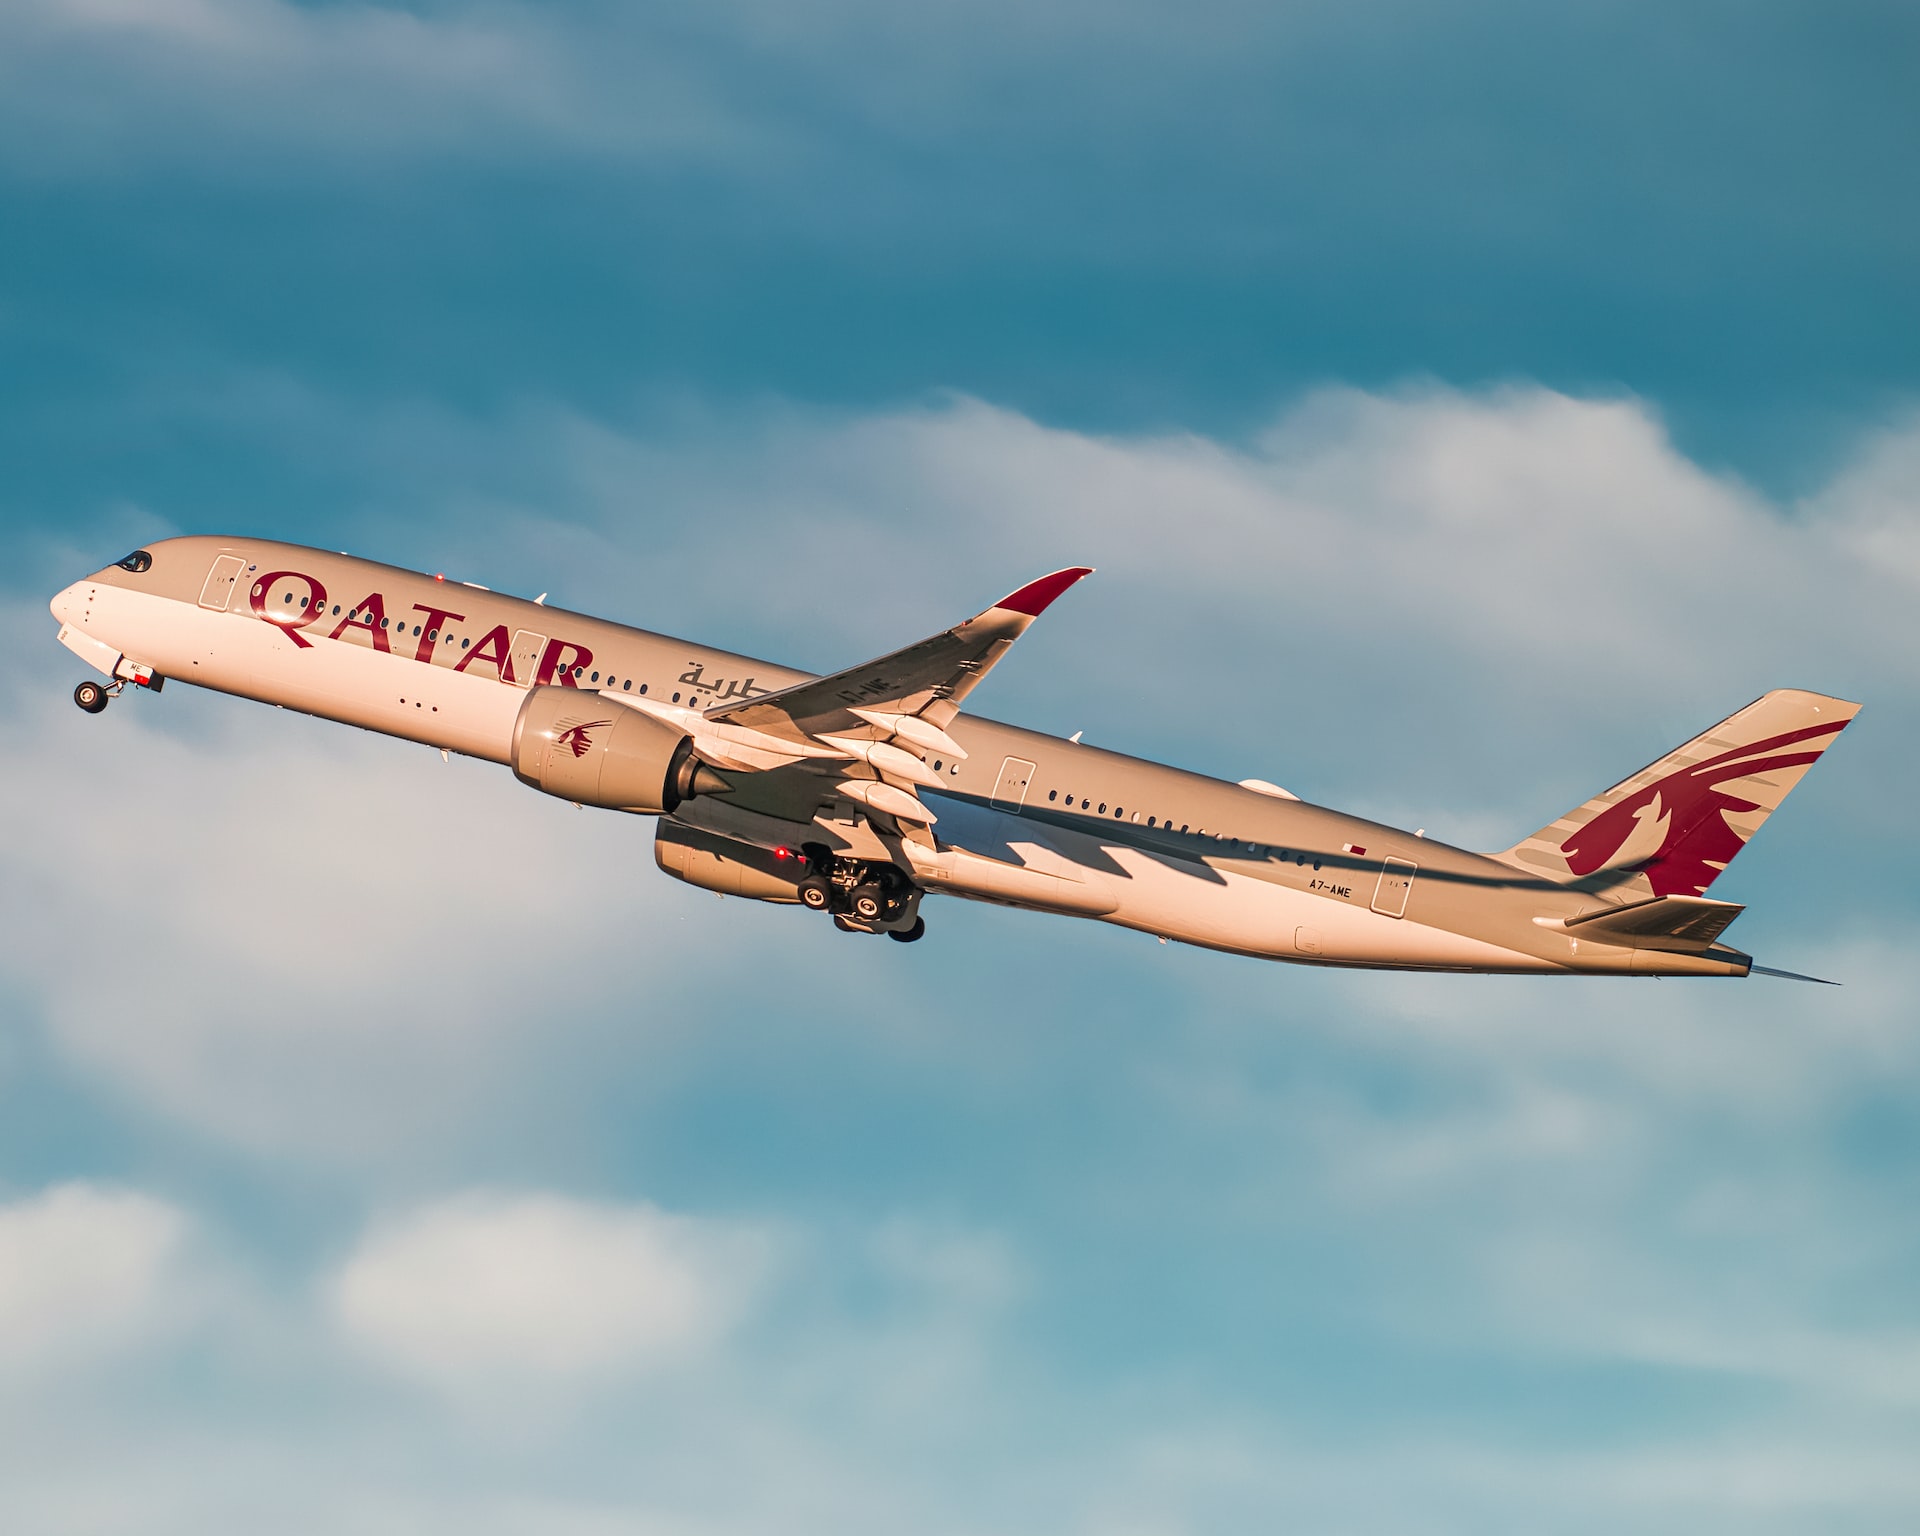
<box><xmin>995</xmin><ymin>566</ymin><xmax>1094</xmax><ymax>617</ymax></box>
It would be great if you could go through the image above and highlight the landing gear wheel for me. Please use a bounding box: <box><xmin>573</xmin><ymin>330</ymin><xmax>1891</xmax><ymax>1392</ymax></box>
<box><xmin>850</xmin><ymin>884</ymin><xmax>885</xmax><ymax>922</ymax></box>
<box><xmin>887</xmin><ymin>916</ymin><xmax>926</xmax><ymax>944</ymax></box>
<box><xmin>73</xmin><ymin>680</ymin><xmax>109</xmax><ymax>714</ymax></box>
<box><xmin>798</xmin><ymin>878</ymin><xmax>832</xmax><ymax>912</ymax></box>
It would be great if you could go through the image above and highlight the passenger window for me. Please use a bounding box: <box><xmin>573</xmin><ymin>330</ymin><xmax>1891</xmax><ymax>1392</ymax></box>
<box><xmin>672</xmin><ymin>692</ymin><xmax>680</xmax><ymax>703</ymax></box>
<box><xmin>1098</xmin><ymin>803</ymin><xmax>1106</xmax><ymax>814</ymax></box>
<box><xmin>461</xmin><ymin>638</ymin><xmax>470</xmax><ymax>649</ymax></box>
<box><xmin>413</xmin><ymin>625</ymin><xmax>421</xmax><ymax>636</ymax></box>
<box><xmin>591</xmin><ymin>671</ymin><xmax>600</xmax><ymax>682</ymax></box>
<box><xmin>623</xmin><ymin>679</ymin><xmax>631</xmax><ymax>691</ymax></box>
<box><xmin>332</xmin><ymin>605</ymin><xmax>341</xmax><ymax>616</ymax></box>
<box><xmin>381</xmin><ymin>617</ymin><xmax>390</xmax><ymax>628</ymax></box>
<box><xmin>1048</xmin><ymin>790</ymin><xmax>1057</xmax><ymax>801</ymax></box>
<box><xmin>639</xmin><ymin>683</ymin><xmax>648</xmax><ymax>694</ymax></box>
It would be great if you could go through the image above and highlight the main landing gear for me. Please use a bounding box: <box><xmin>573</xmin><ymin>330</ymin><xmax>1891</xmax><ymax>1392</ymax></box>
<box><xmin>796</xmin><ymin>845</ymin><xmax>926</xmax><ymax>942</ymax></box>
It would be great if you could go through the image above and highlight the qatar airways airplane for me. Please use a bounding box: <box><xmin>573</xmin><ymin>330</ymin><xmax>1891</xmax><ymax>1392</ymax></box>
<box><xmin>53</xmin><ymin>538</ymin><xmax>1856</xmax><ymax>978</ymax></box>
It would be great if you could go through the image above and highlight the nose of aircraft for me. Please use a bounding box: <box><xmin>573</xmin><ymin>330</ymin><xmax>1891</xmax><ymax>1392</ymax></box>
<box><xmin>50</xmin><ymin>581</ymin><xmax>84</xmax><ymax>627</ymax></box>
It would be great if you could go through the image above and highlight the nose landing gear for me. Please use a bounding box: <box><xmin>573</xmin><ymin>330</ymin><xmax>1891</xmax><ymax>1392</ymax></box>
<box><xmin>72</xmin><ymin>665</ymin><xmax>162</xmax><ymax>714</ymax></box>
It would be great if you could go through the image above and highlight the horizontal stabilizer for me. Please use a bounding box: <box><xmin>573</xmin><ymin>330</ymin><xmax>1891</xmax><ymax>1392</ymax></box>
<box><xmin>1559</xmin><ymin>894</ymin><xmax>1745</xmax><ymax>951</ymax></box>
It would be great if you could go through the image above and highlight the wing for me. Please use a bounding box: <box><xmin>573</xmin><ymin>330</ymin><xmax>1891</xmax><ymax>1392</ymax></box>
<box><xmin>707</xmin><ymin>567</ymin><xmax>1092</xmax><ymax>745</ymax></box>
<box><xmin>602</xmin><ymin>567</ymin><xmax>1092</xmax><ymax>830</ymax></box>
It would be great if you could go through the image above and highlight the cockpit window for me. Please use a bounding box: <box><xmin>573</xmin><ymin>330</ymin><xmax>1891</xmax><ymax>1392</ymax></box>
<box><xmin>114</xmin><ymin>549</ymin><xmax>154</xmax><ymax>574</ymax></box>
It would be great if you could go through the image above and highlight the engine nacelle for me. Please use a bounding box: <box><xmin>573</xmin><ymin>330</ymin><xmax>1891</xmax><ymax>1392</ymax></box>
<box><xmin>654</xmin><ymin>822</ymin><xmax>806</xmax><ymax>903</ymax></box>
<box><xmin>511</xmin><ymin>687</ymin><xmax>726</xmax><ymax>813</ymax></box>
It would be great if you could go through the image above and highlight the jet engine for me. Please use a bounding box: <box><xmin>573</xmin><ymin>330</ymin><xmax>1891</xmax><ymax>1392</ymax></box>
<box><xmin>654</xmin><ymin>822</ymin><xmax>807</xmax><ymax>903</ymax></box>
<box><xmin>511</xmin><ymin>687</ymin><xmax>729</xmax><ymax>813</ymax></box>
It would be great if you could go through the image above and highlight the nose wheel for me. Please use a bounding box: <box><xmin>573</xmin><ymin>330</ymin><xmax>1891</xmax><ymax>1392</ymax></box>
<box><xmin>73</xmin><ymin>679</ymin><xmax>112</xmax><ymax>714</ymax></box>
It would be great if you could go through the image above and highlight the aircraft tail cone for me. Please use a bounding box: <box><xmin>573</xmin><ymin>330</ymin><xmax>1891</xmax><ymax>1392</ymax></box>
<box><xmin>1751</xmin><ymin>964</ymin><xmax>1840</xmax><ymax>986</ymax></box>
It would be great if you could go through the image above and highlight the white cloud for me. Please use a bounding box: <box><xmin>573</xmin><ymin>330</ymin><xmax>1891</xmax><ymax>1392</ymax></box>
<box><xmin>0</xmin><ymin>1182</ymin><xmax>193</xmax><ymax>1370</ymax></box>
<box><xmin>316</xmin><ymin>382</ymin><xmax>1917</xmax><ymax>849</ymax></box>
<box><xmin>332</xmin><ymin>1191</ymin><xmax>769</xmax><ymax>1389</ymax></box>
<box><xmin>186</xmin><ymin>379</ymin><xmax>1920</xmax><ymax>708</ymax></box>
<box><xmin>867</xmin><ymin>1218</ymin><xmax>1025</xmax><ymax>1316</ymax></box>
<box><xmin>0</xmin><ymin>0</ymin><xmax>773</xmax><ymax>172</ymax></box>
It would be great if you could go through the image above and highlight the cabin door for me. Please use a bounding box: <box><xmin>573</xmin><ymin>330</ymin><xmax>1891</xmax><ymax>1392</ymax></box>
<box><xmin>1371</xmin><ymin>857</ymin><xmax>1417</xmax><ymax>918</ymax></box>
<box><xmin>197</xmin><ymin>554</ymin><xmax>247</xmax><ymax>611</ymax></box>
<box><xmin>508</xmin><ymin>630</ymin><xmax>548</xmax><ymax>688</ymax></box>
<box><xmin>990</xmin><ymin>756</ymin><xmax>1037</xmax><ymax>812</ymax></box>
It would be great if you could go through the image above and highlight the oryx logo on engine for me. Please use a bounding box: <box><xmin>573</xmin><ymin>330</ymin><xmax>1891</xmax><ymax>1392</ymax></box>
<box><xmin>555</xmin><ymin>719</ymin><xmax>613</xmax><ymax>758</ymax></box>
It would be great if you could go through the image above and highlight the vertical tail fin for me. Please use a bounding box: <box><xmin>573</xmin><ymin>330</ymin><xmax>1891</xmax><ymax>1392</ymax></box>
<box><xmin>1493</xmin><ymin>689</ymin><xmax>1860</xmax><ymax>898</ymax></box>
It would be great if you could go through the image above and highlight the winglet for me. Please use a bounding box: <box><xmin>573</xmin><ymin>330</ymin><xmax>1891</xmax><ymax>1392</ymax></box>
<box><xmin>994</xmin><ymin>567</ymin><xmax>1094</xmax><ymax>617</ymax></box>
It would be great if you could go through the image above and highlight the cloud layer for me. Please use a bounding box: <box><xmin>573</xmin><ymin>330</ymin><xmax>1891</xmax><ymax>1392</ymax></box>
<box><xmin>334</xmin><ymin>1191</ymin><xmax>768</xmax><ymax>1389</ymax></box>
<box><xmin>0</xmin><ymin>1183</ymin><xmax>193</xmax><ymax>1370</ymax></box>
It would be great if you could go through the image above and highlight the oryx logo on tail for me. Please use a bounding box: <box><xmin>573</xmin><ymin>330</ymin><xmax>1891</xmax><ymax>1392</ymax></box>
<box><xmin>1495</xmin><ymin>690</ymin><xmax>1860</xmax><ymax>899</ymax></box>
<box><xmin>1560</xmin><ymin>721</ymin><xmax>1847</xmax><ymax>897</ymax></box>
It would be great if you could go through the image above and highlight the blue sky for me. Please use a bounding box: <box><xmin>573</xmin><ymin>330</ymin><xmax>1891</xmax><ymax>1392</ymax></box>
<box><xmin>2</xmin><ymin>3</ymin><xmax>1918</xmax><ymax>1531</ymax></box>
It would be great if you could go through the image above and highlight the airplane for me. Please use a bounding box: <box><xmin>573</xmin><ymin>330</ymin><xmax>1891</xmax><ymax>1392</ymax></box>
<box><xmin>51</xmin><ymin>537</ymin><xmax>1857</xmax><ymax>978</ymax></box>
